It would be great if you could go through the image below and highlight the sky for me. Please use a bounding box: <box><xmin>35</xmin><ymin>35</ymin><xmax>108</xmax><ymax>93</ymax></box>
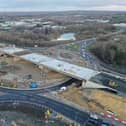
<box><xmin>1</xmin><ymin>0</ymin><xmax>126</xmax><ymax>12</ymax></box>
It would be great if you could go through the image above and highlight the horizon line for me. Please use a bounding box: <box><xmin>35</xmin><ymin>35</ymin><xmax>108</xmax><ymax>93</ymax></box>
<box><xmin>0</xmin><ymin>10</ymin><xmax>126</xmax><ymax>13</ymax></box>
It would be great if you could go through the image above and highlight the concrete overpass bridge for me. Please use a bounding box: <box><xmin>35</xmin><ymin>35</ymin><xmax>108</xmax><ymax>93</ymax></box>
<box><xmin>0</xmin><ymin>47</ymin><xmax>117</xmax><ymax>93</ymax></box>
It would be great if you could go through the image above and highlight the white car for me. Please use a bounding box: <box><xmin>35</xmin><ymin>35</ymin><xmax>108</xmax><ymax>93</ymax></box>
<box><xmin>90</xmin><ymin>114</ymin><xmax>98</xmax><ymax>120</ymax></box>
<box><xmin>106</xmin><ymin>110</ymin><xmax>114</xmax><ymax>115</ymax></box>
<box><xmin>60</xmin><ymin>86</ymin><xmax>67</xmax><ymax>91</ymax></box>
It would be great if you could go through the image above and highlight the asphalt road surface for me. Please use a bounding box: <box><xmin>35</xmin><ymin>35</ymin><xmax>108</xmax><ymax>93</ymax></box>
<box><xmin>0</xmin><ymin>78</ymin><xmax>125</xmax><ymax>126</ymax></box>
<box><xmin>80</xmin><ymin>38</ymin><xmax>126</xmax><ymax>96</ymax></box>
<box><xmin>80</xmin><ymin>37</ymin><xmax>126</xmax><ymax>77</ymax></box>
<box><xmin>91</xmin><ymin>73</ymin><xmax>126</xmax><ymax>96</ymax></box>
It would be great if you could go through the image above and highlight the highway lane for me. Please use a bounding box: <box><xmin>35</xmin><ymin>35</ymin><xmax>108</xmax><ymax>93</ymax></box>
<box><xmin>0</xmin><ymin>78</ymin><xmax>79</xmax><ymax>95</ymax></box>
<box><xmin>32</xmin><ymin>78</ymin><xmax>80</xmax><ymax>94</ymax></box>
<box><xmin>0</xmin><ymin>77</ymin><xmax>88</xmax><ymax>126</ymax></box>
<box><xmin>0</xmin><ymin>78</ymin><xmax>91</xmax><ymax>125</ymax></box>
<box><xmin>0</xmin><ymin>93</ymin><xmax>90</xmax><ymax>125</ymax></box>
<box><xmin>80</xmin><ymin>35</ymin><xmax>126</xmax><ymax>77</ymax></box>
<box><xmin>80</xmin><ymin>38</ymin><xmax>126</xmax><ymax>95</ymax></box>
<box><xmin>0</xmin><ymin>92</ymin><xmax>125</xmax><ymax>126</ymax></box>
<box><xmin>0</xmin><ymin>78</ymin><xmax>125</xmax><ymax>125</ymax></box>
<box><xmin>23</xmin><ymin>47</ymin><xmax>47</xmax><ymax>52</ymax></box>
<box><xmin>80</xmin><ymin>38</ymin><xmax>100</xmax><ymax>70</ymax></box>
<box><xmin>91</xmin><ymin>73</ymin><xmax>126</xmax><ymax>96</ymax></box>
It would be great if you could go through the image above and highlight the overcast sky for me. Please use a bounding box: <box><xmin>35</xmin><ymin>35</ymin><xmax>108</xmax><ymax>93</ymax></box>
<box><xmin>1</xmin><ymin>0</ymin><xmax>126</xmax><ymax>11</ymax></box>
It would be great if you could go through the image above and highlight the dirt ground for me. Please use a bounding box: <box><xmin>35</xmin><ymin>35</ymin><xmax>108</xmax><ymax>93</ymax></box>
<box><xmin>0</xmin><ymin>56</ymin><xmax>68</xmax><ymax>89</ymax></box>
<box><xmin>59</xmin><ymin>87</ymin><xmax>126</xmax><ymax>120</ymax></box>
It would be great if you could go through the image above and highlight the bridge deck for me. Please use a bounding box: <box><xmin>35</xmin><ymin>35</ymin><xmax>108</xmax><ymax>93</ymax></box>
<box><xmin>0</xmin><ymin>47</ymin><xmax>99</xmax><ymax>80</ymax></box>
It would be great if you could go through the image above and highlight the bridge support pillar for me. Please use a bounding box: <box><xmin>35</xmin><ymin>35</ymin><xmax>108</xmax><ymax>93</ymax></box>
<box><xmin>82</xmin><ymin>80</ymin><xmax>87</xmax><ymax>87</ymax></box>
<box><xmin>39</xmin><ymin>66</ymin><xmax>49</xmax><ymax>84</ymax></box>
<box><xmin>13</xmin><ymin>57</ymin><xmax>21</xmax><ymax>62</ymax></box>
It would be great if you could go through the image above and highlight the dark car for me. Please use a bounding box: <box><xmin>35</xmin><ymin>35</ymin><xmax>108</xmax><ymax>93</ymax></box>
<box><xmin>100</xmin><ymin>122</ymin><xmax>110</xmax><ymax>126</ymax></box>
<box><xmin>86</xmin><ymin>117</ymin><xmax>110</xmax><ymax>126</ymax></box>
<box><xmin>97</xmin><ymin>120</ymin><xmax>110</xmax><ymax>126</ymax></box>
<box><xmin>85</xmin><ymin>118</ymin><xmax>99</xmax><ymax>126</ymax></box>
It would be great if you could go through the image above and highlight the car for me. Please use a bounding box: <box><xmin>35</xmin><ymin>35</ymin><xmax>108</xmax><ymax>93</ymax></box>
<box><xmin>86</xmin><ymin>118</ymin><xmax>99</xmax><ymax>126</ymax></box>
<box><xmin>60</xmin><ymin>86</ymin><xmax>67</xmax><ymax>91</ymax></box>
<box><xmin>90</xmin><ymin>114</ymin><xmax>98</xmax><ymax>120</ymax></box>
<box><xmin>100</xmin><ymin>122</ymin><xmax>110</xmax><ymax>126</ymax></box>
<box><xmin>86</xmin><ymin>121</ymin><xmax>98</xmax><ymax>126</ymax></box>
<box><xmin>106</xmin><ymin>110</ymin><xmax>115</xmax><ymax>115</ymax></box>
<box><xmin>97</xmin><ymin>119</ymin><xmax>110</xmax><ymax>126</ymax></box>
